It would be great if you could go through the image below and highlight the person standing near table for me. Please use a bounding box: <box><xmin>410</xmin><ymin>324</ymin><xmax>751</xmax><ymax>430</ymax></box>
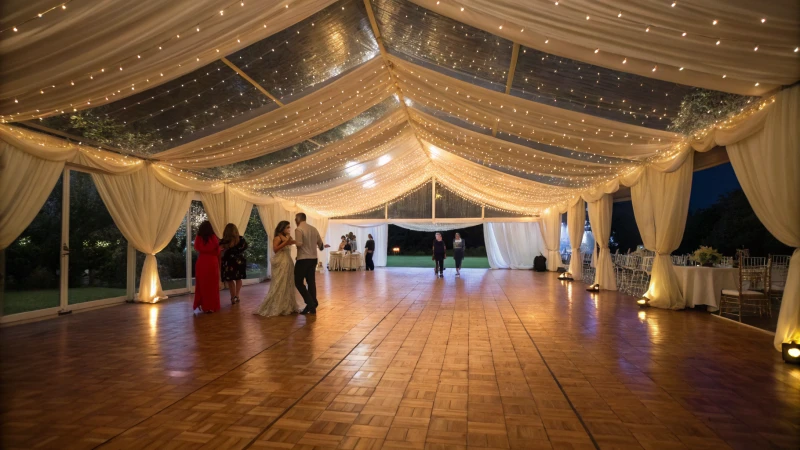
<box><xmin>453</xmin><ymin>232</ymin><xmax>465</xmax><ymax>277</ymax></box>
<box><xmin>432</xmin><ymin>232</ymin><xmax>446</xmax><ymax>278</ymax></box>
<box><xmin>364</xmin><ymin>234</ymin><xmax>375</xmax><ymax>271</ymax></box>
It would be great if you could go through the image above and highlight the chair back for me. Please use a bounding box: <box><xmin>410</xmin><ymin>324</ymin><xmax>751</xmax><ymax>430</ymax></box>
<box><xmin>641</xmin><ymin>256</ymin><xmax>654</xmax><ymax>273</ymax></box>
<box><xmin>738</xmin><ymin>255</ymin><xmax>767</xmax><ymax>292</ymax></box>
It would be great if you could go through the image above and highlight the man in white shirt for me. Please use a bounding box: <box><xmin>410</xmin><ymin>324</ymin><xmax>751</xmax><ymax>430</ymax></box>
<box><xmin>294</xmin><ymin>213</ymin><xmax>329</xmax><ymax>314</ymax></box>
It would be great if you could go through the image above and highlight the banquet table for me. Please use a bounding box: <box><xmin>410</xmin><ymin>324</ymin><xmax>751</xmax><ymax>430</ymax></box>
<box><xmin>329</xmin><ymin>251</ymin><xmax>362</xmax><ymax>271</ymax></box>
<box><xmin>329</xmin><ymin>251</ymin><xmax>343</xmax><ymax>271</ymax></box>
<box><xmin>674</xmin><ymin>266</ymin><xmax>738</xmax><ymax>311</ymax></box>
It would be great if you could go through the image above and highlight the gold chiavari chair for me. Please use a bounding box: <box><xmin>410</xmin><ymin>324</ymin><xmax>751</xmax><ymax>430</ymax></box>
<box><xmin>719</xmin><ymin>254</ymin><xmax>769</xmax><ymax>322</ymax></box>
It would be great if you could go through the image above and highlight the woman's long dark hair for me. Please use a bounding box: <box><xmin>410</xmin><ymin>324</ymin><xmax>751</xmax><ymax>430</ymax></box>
<box><xmin>197</xmin><ymin>220</ymin><xmax>215</xmax><ymax>243</ymax></box>
<box><xmin>274</xmin><ymin>220</ymin><xmax>290</xmax><ymax>238</ymax></box>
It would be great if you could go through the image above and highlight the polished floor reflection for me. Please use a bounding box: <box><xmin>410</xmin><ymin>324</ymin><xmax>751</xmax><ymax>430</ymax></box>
<box><xmin>1</xmin><ymin>269</ymin><xmax>798</xmax><ymax>449</ymax></box>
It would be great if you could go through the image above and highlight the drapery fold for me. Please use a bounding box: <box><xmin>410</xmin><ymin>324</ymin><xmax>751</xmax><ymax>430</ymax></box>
<box><xmin>409</xmin><ymin>0</ymin><xmax>797</xmax><ymax>95</ymax></box>
<box><xmin>0</xmin><ymin>143</ymin><xmax>65</xmax><ymax>250</ymax></box>
<box><xmin>631</xmin><ymin>153</ymin><xmax>694</xmax><ymax>309</ymax></box>
<box><xmin>567</xmin><ymin>199</ymin><xmax>586</xmax><ymax>280</ymax></box>
<box><xmin>724</xmin><ymin>86</ymin><xmax>799</xmax><ymax>351</ymax></box>
<box><xmin>90</xmin><ymin>165</ymin><xmax>193</xmax><ymax>302</ymax></box>
<box><xmin>587</xmin><ymin>194</ymin><xmax>616</xmax><ymax>290</ymax></box>
<box><xmin>2</xmin><ymin>0</ymin><xmax>339</xmax><ymax>120</ymax></box>
<box><xmin>484</xmin><ymin>222</ymin><xmax>544</xmax><ymax>269</ymax></box>
<box><xmin>538</xmin><ymin>208</ymin><xmax>562</xmax><ymax>271</ymax></box>
<box><xmin>154</xmin><ymin>58</ymin><xmax>392</xmax><ymax>168</ymax></box>
<box><xmin>201</xmin><ymin>187</ymin><xmax>254</xmax><ymax>237</ymax></box>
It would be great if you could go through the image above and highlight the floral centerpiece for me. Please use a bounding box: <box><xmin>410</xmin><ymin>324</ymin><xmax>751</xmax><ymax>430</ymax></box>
<box><xmin>689</xmin><ymin>246</ymin><xmax>723</xmax><ymax>267</ymax></box>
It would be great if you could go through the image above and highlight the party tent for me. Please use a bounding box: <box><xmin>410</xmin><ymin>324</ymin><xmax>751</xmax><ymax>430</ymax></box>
<box><xmin>1</xmin><ymin>0</ymin><xmax>798</xmax><ymax>350</ymax></box>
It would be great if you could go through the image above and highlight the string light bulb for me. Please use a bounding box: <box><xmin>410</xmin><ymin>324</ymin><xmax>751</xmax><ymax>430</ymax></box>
<box><xmin>712</xmin><ymin>19</ymin><xmax>718</xmax><ymax>25</ymax></box>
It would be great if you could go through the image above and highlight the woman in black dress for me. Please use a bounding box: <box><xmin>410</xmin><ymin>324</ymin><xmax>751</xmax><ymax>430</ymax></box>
<box><xmin>221</xmin><ymin>223</ymin><xmax>248</xmax><ymax>305</ymax></box>
<box><xmin>432</xmin><ymin>232</ymin><xmax>446</xmax><ymax>278</ymax></box>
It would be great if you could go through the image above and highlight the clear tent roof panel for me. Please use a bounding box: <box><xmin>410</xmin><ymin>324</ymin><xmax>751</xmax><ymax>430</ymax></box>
<box><xmin>227</xmin><ymin>0</ymin><xmax>379</xmax><ymax>103</ymax></box>
<box><xmin>510</xmin><ymin>47</ymin><xmax>700</xmax><ymax>130</ymax></box>
<box><xmin>39</xmin><ymin>59</ymin><xmax>276</xmax><ymax>155</ymax></box>
<box><xmin>374</xmin><ymin>0</ymin><xmax>513</xmax><ymax>92</ymax></box>
<box><xmin>186</xmin><ymin>96</ymin><xmax>402</xmax><ymax>181</ymax></box>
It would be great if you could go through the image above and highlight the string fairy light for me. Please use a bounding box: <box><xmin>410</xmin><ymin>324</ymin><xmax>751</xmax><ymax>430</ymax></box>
<box><xmin>0</xmin><ymin>1</ymin><xmax>74</xmax><ymax>35</ymax></box>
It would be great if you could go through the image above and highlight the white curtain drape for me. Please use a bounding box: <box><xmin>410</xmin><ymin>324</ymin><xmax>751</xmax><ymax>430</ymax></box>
<box><xmin>567</xmin><ymin>199</ymin><xmax>586</xmax><ymax>280</ymax></box>
<box><xmin>0</xmin><ymin>144</ymin><xmax>66</xmax><ymax>250</ymax></box>
<box><xmin>325</xmin><ymin>222</ymin><xmax>388</xmax><ymax>267</ymax></box>
<box><xmin>409</xmin><ymin>0</ymin><xmax>796</xmax><ymax>95</ymax></box>
<box><xmin>200</xmin><ymin>187</ymin><xmax>253</xmax><ymax>237</ymax></box>
<box><xmin>725</xmin><ymin>86</ymin><xmax>800</xmax><ymax>351</ymax></box>
<box><xmin>257</xmin><ymin>203</ymin><xmax>297</xmax><ymax>277</ymax></box>
<box><xmin>587</xmin><ymin>194</ymin><xmax>616</xmax><ymax>290</ymax></box>
<box><xmin>484</xmin><ymin>222</ymin><xmax>544</xmax><ymax>269</ymax></box>
<box><xmin>91</xmin><ymin>165</ymin><xmax>193</xmax><ymax>302</ymax></box>
<box><xmin>538</xmin><ymin>208</ymin><xmax>562</xmax><ymax>271</ymax></box>
<box><xmin>631</xmin><ymin>153</ymin><xmax>694</xmax><ymax>309</ymax></box>
<box><xmin>3</xmin><ymin>0</ymin><xmax>339</xmax><ymax>120</ymax></box>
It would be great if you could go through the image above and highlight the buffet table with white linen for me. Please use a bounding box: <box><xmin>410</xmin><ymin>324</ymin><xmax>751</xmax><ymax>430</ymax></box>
<box><xmin>674</xmin><ymin>266</ymin><xmax>738</xmax><ymax>310</ymax></box>
<box><xmin>328</xmin><ymin>251</ymin><xmax>362</xmax><ymax>271</ymax></box>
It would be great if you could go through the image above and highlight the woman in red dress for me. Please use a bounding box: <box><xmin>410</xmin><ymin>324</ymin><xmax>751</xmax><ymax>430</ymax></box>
<box><xmin>193</xmin><ymin>220</ymin><xmax>221</xmax><ymax>313</ymax></box>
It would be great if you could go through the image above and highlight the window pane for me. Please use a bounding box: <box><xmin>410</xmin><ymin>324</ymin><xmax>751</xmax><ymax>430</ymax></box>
<box><xmin>3</xmin><ymin>178</ymin><xmax>62</xmax><ymax>315</ymax></box>
<box><xmin>68</xmin><ymin>171</ymin><xmax>127</xmax><ymax>304</ymax></box>
<box><xmin>243</xmin><ymin>207</ymin><xmax>269</xmax><ymax>280</ymax></box>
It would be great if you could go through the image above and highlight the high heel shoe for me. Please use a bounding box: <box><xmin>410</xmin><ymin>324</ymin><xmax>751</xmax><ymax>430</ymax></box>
<box><xmin>234</xmin><ymin>296</ymin><xmax>240</xmax><ymax>304</ymax></box>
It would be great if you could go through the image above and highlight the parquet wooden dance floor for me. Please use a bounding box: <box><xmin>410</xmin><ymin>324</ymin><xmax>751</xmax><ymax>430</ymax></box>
<box><xmin>2</xmin><ymin>269</ymin><xmax>799</xmax><ymax>449</ymax></box>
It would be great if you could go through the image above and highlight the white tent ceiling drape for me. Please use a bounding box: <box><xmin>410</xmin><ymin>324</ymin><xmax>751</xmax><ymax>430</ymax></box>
<box><xmin>1</xmin><ymin>0</ymin><xmax>798</xmax><ymax>350</ymax></box>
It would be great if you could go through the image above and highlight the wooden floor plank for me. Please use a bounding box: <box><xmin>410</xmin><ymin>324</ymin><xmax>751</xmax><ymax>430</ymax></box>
<box><xmin>1</xmin><ymin>269</ymin><xmax>798</xmax><ymax>449</ymax></box>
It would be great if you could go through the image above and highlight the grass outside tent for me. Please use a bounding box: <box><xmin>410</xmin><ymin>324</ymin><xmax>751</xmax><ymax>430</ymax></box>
<box><xmin>386</xmin><ymin>255</ymin><xmax>490</xmax><ymax>268</ymax></box>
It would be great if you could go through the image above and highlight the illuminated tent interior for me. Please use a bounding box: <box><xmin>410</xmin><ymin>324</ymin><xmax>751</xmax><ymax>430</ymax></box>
<box><xmin>1</xmin><ymin>0</ymin><xmax>798</xmax><ymax>350</ymax></box>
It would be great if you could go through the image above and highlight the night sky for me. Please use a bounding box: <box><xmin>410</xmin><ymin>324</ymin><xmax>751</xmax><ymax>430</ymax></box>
<box><xmin>689</xmin><ymin>163</ymin><xmax>741</xmax><ymax>211</ymax></box>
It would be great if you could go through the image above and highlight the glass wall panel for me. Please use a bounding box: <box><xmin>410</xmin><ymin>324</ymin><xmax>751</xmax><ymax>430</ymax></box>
<box><xmin>3</xmin><ymin>178</ymin><xmax>62</xmax><ymax>315</ymax></box>
<box><xmin>68</xmin><ymin>171</ymin><xmax>127</xmax><ymax>304</ymax></box>
<box><xmin>243</xmin><ymin>207</ymin><xmax>269</xmax><ymax>280</ymax></box>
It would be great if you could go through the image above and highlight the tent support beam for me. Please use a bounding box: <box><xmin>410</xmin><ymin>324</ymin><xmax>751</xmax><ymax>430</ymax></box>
<box><xmin>362</xmin><ymin>0</ymin><xmax>429</xmax><ymax>153</ymax></box>
<box><xmin>221</xmin><ymin>57</ymin><xmax>285</xmax><ymax>107</ymax></box>
<box><xmin>493</xmin><ymin>42</ymin><xmax>520</xmax><ymax>137</ymax></box>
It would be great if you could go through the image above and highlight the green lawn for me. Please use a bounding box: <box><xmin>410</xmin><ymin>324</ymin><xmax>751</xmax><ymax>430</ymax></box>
<box><xmin>386</xmin><ymin>255</ymin><xmax>490</xmax><ymax>268</ymax></box>
<box><xmin>3</xmin><ymin>287</ymin><xmax>126</xmax><ymax>316</ymax></box>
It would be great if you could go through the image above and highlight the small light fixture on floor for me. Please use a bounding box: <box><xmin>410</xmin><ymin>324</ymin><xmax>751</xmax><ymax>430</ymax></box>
<box><xmin>558</xmin><ymin>271</ymin><xmax>573</xmax><ymax>281</ymax></box>
<box><xmin>782</xmin><ymin>342</ymin><xmax>800</xmax><ymax>365</ymax></box>
<box><xmin>637</xmin><ymin>298</ymin><xmax>649</xmax><ymax>308</ymax></box>
<box><xmin>586</xmin><ymin>283</ymin><xmax>600</xmax><ymax>292</ymax></box>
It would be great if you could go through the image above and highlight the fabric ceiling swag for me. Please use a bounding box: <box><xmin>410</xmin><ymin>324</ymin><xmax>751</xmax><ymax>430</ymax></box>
<box><xmin>722</xmin><ymin>86</ymin><xmax>799</xmax><ymax>351</ymax></box>
<box><xmin>232</xmin><ymin>108</ymin><xmax>409</xmax><ymax>186</ymax></box>
<box><xmin>391</xmin><ymin>55</ymin><xmax>689</xmax><ymax>161</ymax></box>
<box><xmin>410</xmin><ymin>0</ymin><xmax>798</xmax><ymax>96</ymax></box>
<box><xmin>154</xmin><ymin>57</ymin><xmax>392</xmax><ymax>168</ymax></box>
<box><xmin>0</xmin><ymin>0</ymin><xmax>339</xmax><ymax>121</ymax></box>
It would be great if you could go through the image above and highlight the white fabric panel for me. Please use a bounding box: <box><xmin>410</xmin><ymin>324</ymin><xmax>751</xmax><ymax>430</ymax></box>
<box><xmin>257</xmin><ymin>203</ymin><xmax>296</xmax><ymax>277</ymax></box>
<box><xmin>567</xmin><ymin>199</ymin><xmax>586</xmax><ymax>280</ymax></box>
<box><xmin>325</xmin><ymin>223</ymin><xmax>387</xmax><ymax>267</ymax></box>
<box><xmin>0</xmin><ymin>144</ymin><xmax>65</xmax><ymax>249</ymax></box>
<box><xmin>393</xmin><ymin>56</ymin><xmax>687</xmax><ymax>160</ymax></box>
<box><xmin>410</xmin><ymin>0</ymin><xmax>797</xmax><ymax>95</ymax></box>
<box><xmin>2</xmin><ymin>0</ymin><xmax>339</xmax><ymax>120</ymax></box>
<box><xmin>587</xmin><ymin>194</ymin><xmax>616</xmax><ymax>290</ymax></box>
<box><xmin>200</xmin><ymin>187</ymin><xmax>253</xmax><ymax>237</ymax></box>
<box><xmin>484</xmin><ymin>222</ymin><xmax>544</xmax><ymax>269</ymax></box>
<box><xmin>725</xmin><ymin>86</ymin><xmax>800</xmax><ymax>351</ymax></box>
<box><xmin>394</xmin><ymin>222</ymin><xmax>482</xmax><ymax>232</ymax></box>
<box><xmin>631</xmin><ymin>153</ymin><xmax>694</xmax><ymax>309</ymax></box>
<box><xmin>155</xmin><ymin>59</ymin><xmax>392</xmax><ymax>168</ymax></box>
<box><xmin>90</xmin><ymin>165</ymin><xmax>193</xmax><ymax>302</ymax></box>
<box><xmin>538</xmin><ymin>208</ymin><xmax>562</xmax><ymax>271</ymax></box>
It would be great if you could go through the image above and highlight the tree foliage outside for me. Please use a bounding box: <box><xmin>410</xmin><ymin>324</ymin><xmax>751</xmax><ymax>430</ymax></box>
<box><xmin>668</xmin><ymin>89</ymin><xmax>756</xmax><ymax>135</ymax></box>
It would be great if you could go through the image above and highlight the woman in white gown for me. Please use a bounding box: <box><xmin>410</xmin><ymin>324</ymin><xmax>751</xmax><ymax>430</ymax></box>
<box><xmin>256</xmin><ymin>220</ymin><xmax>300</xmax><ymax>317</ymax></box>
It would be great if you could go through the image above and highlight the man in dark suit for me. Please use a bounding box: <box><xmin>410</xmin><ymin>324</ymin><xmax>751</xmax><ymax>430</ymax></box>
<box><xmin>364</xmin><ymin>234</ymin><xmax>375</xmax><ymax>271</ymax></box>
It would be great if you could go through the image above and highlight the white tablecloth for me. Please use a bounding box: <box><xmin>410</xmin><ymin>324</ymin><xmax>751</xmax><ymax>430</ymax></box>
<box><xmin>674</xmin><ymin>266</ymin><xmax>738</xmax><ymax>310</ymax></box>
<box><xmin>329</xmin><ymin>252</ymin><xmax>362</xmax><ymax>271</ymax></box>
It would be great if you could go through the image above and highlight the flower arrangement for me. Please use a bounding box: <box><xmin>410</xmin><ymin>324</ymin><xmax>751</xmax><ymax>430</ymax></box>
<box><xmin>689</xmin><ymin>246</ymin><xmax>723</xmax><ymax>267</ymax></box>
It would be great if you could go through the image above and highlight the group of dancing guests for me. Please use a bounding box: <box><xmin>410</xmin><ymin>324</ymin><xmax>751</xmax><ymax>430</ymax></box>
<box><xmin>193</xmin><ymin>213</ymin><xmax>329</xmax><ymax>316</ymax></box>
<box><xmin>337</xmin><ymin>232</ymin><xmax>376</xmax><ymax>271</ymax></box>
